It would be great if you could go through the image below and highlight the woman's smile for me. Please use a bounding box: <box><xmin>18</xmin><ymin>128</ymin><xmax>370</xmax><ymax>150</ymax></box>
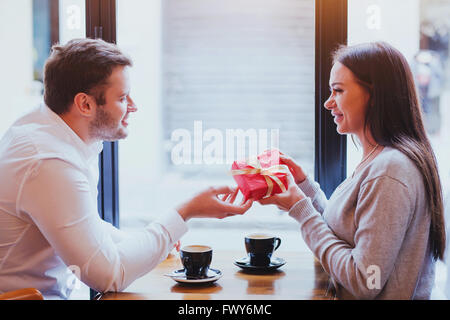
<box><xmin>332</xmin><ymin>111</ymin><xmax>344</xmax><ymax>123</ymax></box>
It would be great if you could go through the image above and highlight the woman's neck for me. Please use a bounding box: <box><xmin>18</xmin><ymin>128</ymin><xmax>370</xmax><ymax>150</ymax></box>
<box><xmin>357</xmin><ymin>131</ymin><xmax>378</xmax><ymax>158</ymax></box>
<box><xmin>352</xmin><ymin>132</ymin><xmax>384</xmax><ymax>177</ymax></box>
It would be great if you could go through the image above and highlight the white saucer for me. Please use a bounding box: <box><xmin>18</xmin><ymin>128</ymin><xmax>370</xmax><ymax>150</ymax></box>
<box><xmin>165</xmin><ymin>268</ymin><xmax>222</xmax><ymax>284</ymax></box>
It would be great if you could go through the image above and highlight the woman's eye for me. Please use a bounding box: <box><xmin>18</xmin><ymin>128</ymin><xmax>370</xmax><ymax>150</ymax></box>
<box><xmin>330</xmin><ymin>88</ymin><xmax>343</xmax><ymax>94</ymax></box>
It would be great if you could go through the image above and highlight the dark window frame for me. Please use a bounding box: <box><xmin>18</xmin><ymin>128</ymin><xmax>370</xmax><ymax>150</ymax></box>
<box><xmin>315</xmin><ymin>0</ymin><xmax>348</xmax><ymax>197</ymax></box>
<box><xmin>86</xmin><ymin>0</ymin><xmax>348</xmax><ymax>298</ymax></box>
<box><xmin>85</xmin><ymin>0</ymin><xmax>119</xmax><ymax>229</ymax></box>
<box><xmin>85</xmin><ymin>0</ymin><xmax>118</xmax><ymax>299</ymax></box>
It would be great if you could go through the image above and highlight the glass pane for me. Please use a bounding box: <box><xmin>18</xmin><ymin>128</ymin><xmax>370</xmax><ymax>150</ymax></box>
<box><xmin>0</xmin><ymin>0</ymin><xmax>87</xmax><ymax>299</ymax></box>
<box><xmin>117</xmin><ymin>0</ymin><xmax>315</xmax><ymax>248</ymax></box>
<box><xmin>0</xmin><ymin>0</ymin><xmax>85</xmax><ymax>136</ymax></box>
<box><xmin>348</xmin><ymin>0</ymin><xmax>450</xmax><ymax>298</ymax></box>
<box><xmin>347</xmin><ymin>0</ymin><xmax>423</xmax><ymax>176</ymax></box>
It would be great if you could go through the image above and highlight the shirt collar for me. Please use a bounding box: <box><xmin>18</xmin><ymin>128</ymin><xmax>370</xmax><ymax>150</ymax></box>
<box><xmin>40</xmin><ymin>103</ymin><xmax>104</xmax><ymax>162</ymax></box>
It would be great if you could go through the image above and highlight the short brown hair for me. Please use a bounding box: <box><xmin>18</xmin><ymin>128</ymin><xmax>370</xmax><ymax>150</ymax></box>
<box><xmin>43</xmin><ymin>38</ymin><xmax>132</xmax><ymax>115</ymax></box>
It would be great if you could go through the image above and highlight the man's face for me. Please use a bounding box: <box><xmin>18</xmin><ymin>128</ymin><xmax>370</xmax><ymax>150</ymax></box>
<box><xmin>88</xmin><ymin>66</ymin><xmax>137</xmax><ymax>141</ymax></box>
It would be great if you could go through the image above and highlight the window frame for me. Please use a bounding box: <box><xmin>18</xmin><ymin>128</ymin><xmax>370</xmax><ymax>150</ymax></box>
<box><xmin>85</xmin><ymin>0</ymin><xmax>120</xmax><ymax>229</ymax></box>
<box><xmin>315</xmin><ymin>0</ymin><xmax>348</xmax><ymax>197</ymax></box>
<box><xmin>85</xmin><ymin>0</ymin><xmax>118</xmax><ymax>300</ymax></box>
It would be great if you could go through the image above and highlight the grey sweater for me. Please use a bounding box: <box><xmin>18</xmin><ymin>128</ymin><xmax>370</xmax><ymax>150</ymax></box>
<box><xmin>289</xmin><ymin>146</ymin><xmax>435</xmax><ymax>299</ymax></box>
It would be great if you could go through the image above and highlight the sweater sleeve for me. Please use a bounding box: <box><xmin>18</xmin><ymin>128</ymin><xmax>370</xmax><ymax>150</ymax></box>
<box><xmin>297</xmin><ymin>175</ymin><xmax>328</xmax><ymax>214</ymax></box>
<box><xmin>289</xmin><ymin>176</ymin><xmax>413</xmax><ymax>299</ymax></box>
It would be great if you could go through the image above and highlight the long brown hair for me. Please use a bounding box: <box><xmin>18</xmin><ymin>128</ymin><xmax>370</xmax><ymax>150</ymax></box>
<box><xmin>333</xmin><ymin>42</ymin><xmax>446</xmax><ymax>261</ymax></box>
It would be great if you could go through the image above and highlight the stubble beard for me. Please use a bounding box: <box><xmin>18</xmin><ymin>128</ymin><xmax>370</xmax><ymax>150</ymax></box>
<box><xmin>89</xmin><ymin>106</ymin><xmax>128</xmax><ymax>142</ymax></box>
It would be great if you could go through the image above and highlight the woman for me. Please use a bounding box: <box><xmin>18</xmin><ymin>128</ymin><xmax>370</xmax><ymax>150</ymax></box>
<box><xmin>259</xmin><ymin>42</ymin><xmax>446</xmax><ymax>299</ymax></box>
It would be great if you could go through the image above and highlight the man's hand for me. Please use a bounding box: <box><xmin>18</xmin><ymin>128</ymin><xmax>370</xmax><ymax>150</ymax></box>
<box><xmin>258</xmin><ymin>173</ymin><xmax>305</xmax><ymax>211</ymax></box>
<box><xmin>176</xmin><ymin>186</ymin><xmax>253</xmax><ymax>221</ymax></box>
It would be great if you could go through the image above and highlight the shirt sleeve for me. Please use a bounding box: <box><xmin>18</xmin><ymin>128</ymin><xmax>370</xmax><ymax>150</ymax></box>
<box><xmin>19</xmin><ymin>158</ymin><xmax>188</xmax><ymax>293</ymax></box>
<box><xmin>297</xmin><ymin>175</ymin><xmax>328</xmax><ymax>214</ymax></box>
<box><xmin>288</xmin><ymin>176</ymin><xmax>413</xmax><ymax>299</ymax></box>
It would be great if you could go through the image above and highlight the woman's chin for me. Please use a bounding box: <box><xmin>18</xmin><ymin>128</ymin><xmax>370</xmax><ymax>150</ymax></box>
<box><xmin>335</xmin><ymin>125</ymin><xmax>348</xmax><ymax>135</ymax></box>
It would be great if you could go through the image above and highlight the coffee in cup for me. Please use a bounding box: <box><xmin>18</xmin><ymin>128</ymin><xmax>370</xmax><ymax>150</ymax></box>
<box><xmin>180</xmin><ymin>245</ymin><xmax>213</xmax><ymax>279</ymax></box>
<box><xmin>245</xmin><ymin>233</ymin><xmax>281</xmax><ymax>267</ymax></box>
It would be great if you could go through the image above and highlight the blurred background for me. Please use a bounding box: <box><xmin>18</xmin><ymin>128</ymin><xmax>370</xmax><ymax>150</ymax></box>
<box><xmin>0</xmin><ymin>0</ymin><xmax>449</xmax><ymax>299</ymax></box>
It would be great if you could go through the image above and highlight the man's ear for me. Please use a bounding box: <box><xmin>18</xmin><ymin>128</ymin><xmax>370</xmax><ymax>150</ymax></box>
<box><xmin>73</xmin><ymin>93</ymin><xmax>95</xmax><ymax>117</ymax></box>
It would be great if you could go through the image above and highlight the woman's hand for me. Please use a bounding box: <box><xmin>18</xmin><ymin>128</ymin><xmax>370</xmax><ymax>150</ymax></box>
<box><xmin>258</xmin><ymin>172</ymin><xmax>305</xmax><ymax>211</ymax></box>
<box><xmin>176</xmin><ymin>186</ymin><xmax>253</xmax><ymax>221</ymax></box>
<box><xmin>279</xmin><ymin>153</ymin><xmax>307</xmax><ymax>185</ymax></box>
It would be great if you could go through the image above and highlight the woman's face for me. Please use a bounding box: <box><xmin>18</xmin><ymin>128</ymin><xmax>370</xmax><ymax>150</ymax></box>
<box><xmin>324</xmin><ymin>62</ymin><xmax>371</xmax><ymax>137</ymax></box>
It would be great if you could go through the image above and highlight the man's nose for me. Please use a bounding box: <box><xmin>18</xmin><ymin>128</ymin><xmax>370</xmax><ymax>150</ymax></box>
<box><xmin>127</xmin><ymin>96</ymin><xmax>137</xmax><ymax>112</ymax></box>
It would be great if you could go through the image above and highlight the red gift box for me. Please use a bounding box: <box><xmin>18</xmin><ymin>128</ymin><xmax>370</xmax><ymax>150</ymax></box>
<box><xmin>230</xmin><ymin>149</ymin><xmax>290</xmax><ymax>201</ymax></box>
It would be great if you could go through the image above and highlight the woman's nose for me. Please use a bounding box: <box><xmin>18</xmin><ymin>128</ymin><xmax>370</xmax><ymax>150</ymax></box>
<box><xmin>324</xmin><ymin>94</ymin><xmax>335</xmax><ymax>110</ymax></box>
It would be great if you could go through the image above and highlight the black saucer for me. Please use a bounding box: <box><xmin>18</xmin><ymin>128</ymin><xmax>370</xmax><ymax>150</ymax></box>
<box><xmin>165</xmin><ymin>268</ymin><xmax>222</xmax><ymax>284</ymax></box>
<box><xmin>234</xmin><ymin>256</ymin><xmax>286</xmax><ymax>272</ymax></box>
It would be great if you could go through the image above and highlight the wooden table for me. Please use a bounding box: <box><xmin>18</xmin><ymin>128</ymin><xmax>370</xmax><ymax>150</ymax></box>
<box><xmin>99</xmin><ymin>250</ymin><xmax>335</xmax><ymax>300</ymax></box>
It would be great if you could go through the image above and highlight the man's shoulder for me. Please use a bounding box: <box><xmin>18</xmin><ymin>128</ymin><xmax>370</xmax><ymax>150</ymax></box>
<box><xmin>0</xmin><ymin>106</ymin><xmax>82</xmax><ymax>164</ymax></box>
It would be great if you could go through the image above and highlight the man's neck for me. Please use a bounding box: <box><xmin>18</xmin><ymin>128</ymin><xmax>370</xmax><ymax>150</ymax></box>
<box><xmin>59</xmin><ymin>112</ymin><xmax>95</xmax><ymax>145</ymax></box>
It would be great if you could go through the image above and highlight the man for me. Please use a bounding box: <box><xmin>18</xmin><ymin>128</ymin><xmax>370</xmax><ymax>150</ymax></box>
<box><xmin>0</xmin><ymin>38</ymin><xmax>252</xmax><ymax>299</ymax></box>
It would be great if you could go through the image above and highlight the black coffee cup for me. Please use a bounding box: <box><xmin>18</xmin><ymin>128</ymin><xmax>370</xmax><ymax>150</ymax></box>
<box><xmin>180</xmin><ymin>245</ymin><xmax>212</xmax><ymax>279</ymax></box>
<box><xmin>245</xmin><ymin>234</ymin><xmax>281</xmax><ymax>267</ymax></box>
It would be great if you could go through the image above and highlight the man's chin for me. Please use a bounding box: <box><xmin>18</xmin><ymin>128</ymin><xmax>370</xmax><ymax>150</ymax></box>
<box><xmin>97</xmin><ymin>129</ymin><xmax>129</xmax><ymax>142</ymax></box>
<box><xmin>117</xmin><ymin>128</ymin><xmax>129</xmax><ymax>140</ymax></box>
<box><xmin>108</xmin><ymin>133</ymin><xmax>128</xmax><ymax>141</ymax></box>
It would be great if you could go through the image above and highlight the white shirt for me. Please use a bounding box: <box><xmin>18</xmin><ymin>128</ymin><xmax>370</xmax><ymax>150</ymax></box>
<box><xmin>0</xmin><ymin>104</ymin><xmax>188</xmax><ymax>299</ymax></box>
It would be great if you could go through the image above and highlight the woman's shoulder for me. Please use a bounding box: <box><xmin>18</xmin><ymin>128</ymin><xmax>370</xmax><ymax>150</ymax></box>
<box><xmin>362</xmin><ymin>146</ymin><xmax>422</xmax><ymax>188</ymax></box>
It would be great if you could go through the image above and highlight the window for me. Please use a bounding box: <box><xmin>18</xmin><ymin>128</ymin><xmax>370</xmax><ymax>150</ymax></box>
<box><xmin>0</xmin><ymin>0</ymin><xmax>86</xmax><ymax>136</ymax></box>
<box><xmin>347</xmin><ymin>0</ymin><xmax>423</xmax><ymax>176</ymax></box>
<box><xmin>117</xmin><ymin>0</ymin><xmax>317</xmax><ymax>239</ymax></box>
<box><xmin>0</xmin><ymin>0</ymin><xmax>47</xmax><ymax>135</ymax></box>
